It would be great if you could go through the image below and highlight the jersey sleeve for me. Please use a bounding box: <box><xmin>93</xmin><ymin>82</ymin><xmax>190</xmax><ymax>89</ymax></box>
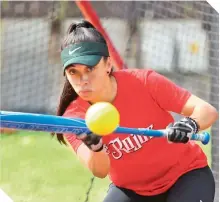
<box><xmin>135</xmin><ymin>69</ymin><xmax>191</xmax><ymax>113</ymax></box>
<box><xmin>62</xmin><ymin>104</ymin><xmax>85</xmax><ymax>153</ymax></box>
<box><xmin>64</xmin><ymin>133</ymin><xmax>82</xmax><ymax>153</ymax></box>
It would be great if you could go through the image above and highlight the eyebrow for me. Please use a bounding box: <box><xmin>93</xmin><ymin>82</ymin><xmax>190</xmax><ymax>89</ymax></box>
<box><xmin>66</xmin><ymin>64</ymin><xmax>76</xmax><ymax>69</ymax></box>
<box><xmin>66</xmin><ymin>64</ymin><xmax>95</xmax><ymax>73</ymax></box>
<box><xmin>66</xmin><ymin>65</ymin><xmax>77</xmax><ymax>72</ymax></box>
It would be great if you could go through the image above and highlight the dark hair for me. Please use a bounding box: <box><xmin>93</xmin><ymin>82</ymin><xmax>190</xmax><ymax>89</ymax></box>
<box><xmin>51</xmin><ymin>20</ymin><xmax>108</xmax><ymax>144</ymax></box>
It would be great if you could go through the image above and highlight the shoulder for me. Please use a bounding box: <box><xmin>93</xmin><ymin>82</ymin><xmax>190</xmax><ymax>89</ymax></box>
<box><xmin>113</xmin><ymin>68</ymin><xmax>159</xmax><ymax>85</ymax></box>
<box><xmin>113</xmin><ymin>68</ymin><xmax>153</xmax><ymax>77</ymax></box>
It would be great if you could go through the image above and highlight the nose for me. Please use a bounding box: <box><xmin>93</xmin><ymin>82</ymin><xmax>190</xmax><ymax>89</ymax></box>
<box><xmin>80</xmin><ymin>73</ymin><xmax>89</xmax><ymax>84</ymax></box>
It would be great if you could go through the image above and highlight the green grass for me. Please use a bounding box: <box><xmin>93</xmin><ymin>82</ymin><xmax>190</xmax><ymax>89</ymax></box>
<box><xmin>0</xmin><ymin>130</ymin><xmax>212</xmax><ymax>202</ymax></box>
<box><xmin>0</xmin><ymin>132</ymin><xmax>110</xmax><ymax>202</ymax></box>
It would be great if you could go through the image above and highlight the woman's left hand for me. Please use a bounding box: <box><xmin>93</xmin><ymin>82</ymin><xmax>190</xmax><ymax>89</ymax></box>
<box><xmin>167</xmin><ymin>117</ymin><xmax>199</xmax><ymax>143</ymax></box>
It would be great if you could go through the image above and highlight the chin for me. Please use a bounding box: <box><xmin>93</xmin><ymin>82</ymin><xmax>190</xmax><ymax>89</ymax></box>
<box><xmin>79</xmin><ymin>94</ymin><xmax>92</xmax><ymax>101</ymax></box>
<box><xmin>80</xmin><ymin>96</ymin><xmax>91</xmax><ymax>101</ymax></box>
<box><xmin>78</xmin><ymin>91</ymin><xmax>96</xmax><ymax>102</ymax></box>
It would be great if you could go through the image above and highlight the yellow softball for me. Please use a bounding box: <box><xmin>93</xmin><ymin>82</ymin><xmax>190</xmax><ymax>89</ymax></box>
<box><xmin>85</xmin><ymin>102</ymin><xmax>120</xmax><ymax>136</ymax></box>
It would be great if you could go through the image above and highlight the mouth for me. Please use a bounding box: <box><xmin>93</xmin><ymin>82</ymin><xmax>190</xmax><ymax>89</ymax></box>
<box><xmin>79</xmin><ymin>90</ymin><xmax>92</xmax><ymax>94</ymax></box>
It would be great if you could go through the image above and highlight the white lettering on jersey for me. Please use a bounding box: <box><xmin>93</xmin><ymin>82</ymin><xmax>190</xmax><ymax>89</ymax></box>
<box><xmin>105</xmin><ymin>124</ymin><xmax>154</xmax><ymax>160</ymax></box>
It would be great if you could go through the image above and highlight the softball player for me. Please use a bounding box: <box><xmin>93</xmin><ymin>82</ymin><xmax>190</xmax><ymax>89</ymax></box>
<box><xmin>52</xmin><ymin>20</ymin><xmax>218</xmax><ymax>202</ymax></box>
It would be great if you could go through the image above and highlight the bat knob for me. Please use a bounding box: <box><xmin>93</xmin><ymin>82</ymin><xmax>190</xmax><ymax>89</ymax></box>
<box><xmin>201</xmin><ymin>132</ymin><xmax>210</xmax><ymax>145</ymax></box>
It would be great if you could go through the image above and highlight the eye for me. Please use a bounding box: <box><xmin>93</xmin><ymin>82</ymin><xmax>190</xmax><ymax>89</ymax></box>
<box><xmin>69</xmin><ymin>69</ymin><xmax>77</xmax><ymax>75</ymax></box>
<box><xmin>88</xmin><ymin>66</ymin><xmax>95</xmax><ymax>72</ymax></box>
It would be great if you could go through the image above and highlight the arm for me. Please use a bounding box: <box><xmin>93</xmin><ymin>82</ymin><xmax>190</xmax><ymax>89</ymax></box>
<box><xmin>142</xmin><ymin>69</ymin><xmax>218</xmax><ymax>128</ymax></box>
<box><xmin>181</xmin><ymin>94</ymin><xmax>218</xmax><ymax>131</ymax></box>
<box><xmin>166</xmin><ymin>95</ymin><xmax>218</xmax><ymax>143</ymax></box>
<box><xmin>134</xmin><ymin>69</ymin><xmax>218</xmax><ymax>142</ymax></box>
<box><xmin>76</xmin><ymin>144</ymin><xmax>110</xmax><ymax>178</ymax></box>
<box><xmin>63</xmin><ymin>105</ymin><xmax>110</xmax><ymax>178</ymax></box>
<box><xmin>65</xmin><ymin>133</ymin><xmax>110</xmax><ymax>179</ymax></box>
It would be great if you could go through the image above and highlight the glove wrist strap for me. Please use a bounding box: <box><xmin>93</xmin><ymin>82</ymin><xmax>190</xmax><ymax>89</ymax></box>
<box><xmin>185</xmin><ymin>117</ymin><xmax>199</xmax><ymax>134</ymax></box>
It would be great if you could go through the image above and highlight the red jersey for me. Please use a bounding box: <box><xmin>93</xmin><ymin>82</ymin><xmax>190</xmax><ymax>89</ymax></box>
<box><xmin>63</xmin><ymin>69</ymin><xmax>208</xmax><ymax>196</ymax></box>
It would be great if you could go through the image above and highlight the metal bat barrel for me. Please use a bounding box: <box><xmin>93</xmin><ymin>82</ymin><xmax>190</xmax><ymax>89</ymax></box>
<box><xmin>0</xmin><ymin>111</ymin><xmax>88</xmax><ymax>134</ymax></box>
<box><xmin>0</xmin><ymin>111</ymin><xmax>86</xmax><ymax>126</ymax></box>
<box><xmin>0</xmin><ymin>111</ymin><xmax>210</xmax><ymax>145</ymax></box>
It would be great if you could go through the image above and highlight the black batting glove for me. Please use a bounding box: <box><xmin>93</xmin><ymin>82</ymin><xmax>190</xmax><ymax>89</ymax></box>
<box><xmin>167</xmin><ymin>117</ymin><xmax>199</xmax><ymax>143</ymax></box>
<box><xmin>76</xmin><ymin>131</ymin><xmax>103</xmax><ymax>152</ymax></box>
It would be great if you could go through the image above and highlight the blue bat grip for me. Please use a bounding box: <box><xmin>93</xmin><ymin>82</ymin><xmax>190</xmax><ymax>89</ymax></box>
<box><xmin>115</xmin><ymin>127</ymin><xmax>164</xmax><ymax>137</ymax></box>
<box><xmin>115</xmin><ymin>127</ymin><xmax>210</xmax><ymax>145</ymax></box>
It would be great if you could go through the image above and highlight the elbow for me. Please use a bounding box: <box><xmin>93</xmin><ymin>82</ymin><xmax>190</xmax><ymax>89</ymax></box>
<box><xmin>208</xmin><ymin>105</ymin><xmax>218</xmax><ymax>124</ymax></box>
<box><xmin>91</xmin><ymin>164</ymin><xmax>110</xmax><ymax>179</ymax></box>
<box><xmin>193</xmin><ymin>103</ymin><xmax>218</xmax><ymax>131</ymax></box>
<box><xmin>201</xmin><ymin>104</ymin><xmax>218</xmax><ymax>129</ymax></box>
<box><xmin>88</xmin><ymin>152</ymin><xmax>110</xmax><ymax>179</ymax></box>
<box><xmin>92</xmin><ymin>170</ymin><xmax>108</xmax><ymax>179</ymax></box>
<box><xmin>77</xmin><ymin>144</ymin><xmax>110</xmax><ymax>179</ymax></box>
<box><xmin>91</xmin><ymin>159</ymin><xmax>110</xmax><ymax>179</ymax></box>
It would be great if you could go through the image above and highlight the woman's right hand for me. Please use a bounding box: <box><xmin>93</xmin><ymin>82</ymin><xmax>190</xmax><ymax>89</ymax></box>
<box><xmin>76</xmin><ymin>131</ymin><xmax>103</xmax><ymax>152</ymax></box>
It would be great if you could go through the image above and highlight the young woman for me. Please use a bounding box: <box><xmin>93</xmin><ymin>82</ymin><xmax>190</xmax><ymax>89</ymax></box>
<box><xmin>53</xmin><ymin>20</ymin><xmax>218</xmax><ymax>202</ymax></box>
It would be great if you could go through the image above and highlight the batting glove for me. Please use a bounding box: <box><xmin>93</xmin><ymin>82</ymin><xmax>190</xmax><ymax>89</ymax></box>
<box><xmin>76</xmin><ymin>131</ymin><xmax>103</xmax><ymax>152</ymax></box>
<box><xmin>167</xmin><ymin>117</ymin><xmax>199</xmax><ymax>143</ymax></box>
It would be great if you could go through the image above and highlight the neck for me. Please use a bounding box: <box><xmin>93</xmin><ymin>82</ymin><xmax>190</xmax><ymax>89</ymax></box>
<box><xmin>89</xmin><ymin>76</ymin><xmax>117</xmax><ymax>104</ymax></box>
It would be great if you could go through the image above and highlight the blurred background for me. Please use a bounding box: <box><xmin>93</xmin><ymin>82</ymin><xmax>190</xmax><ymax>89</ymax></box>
<box><xmin>0</xmin><ymin>1</ymin><xmax>219</xmax><ymax>202</ymax></box>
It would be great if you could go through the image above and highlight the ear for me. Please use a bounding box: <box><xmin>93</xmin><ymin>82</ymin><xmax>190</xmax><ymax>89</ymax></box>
<box><xmin>106</xmin><ymin>57</ymin><xmax>112</xmax><ymax>73</ymax></box>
